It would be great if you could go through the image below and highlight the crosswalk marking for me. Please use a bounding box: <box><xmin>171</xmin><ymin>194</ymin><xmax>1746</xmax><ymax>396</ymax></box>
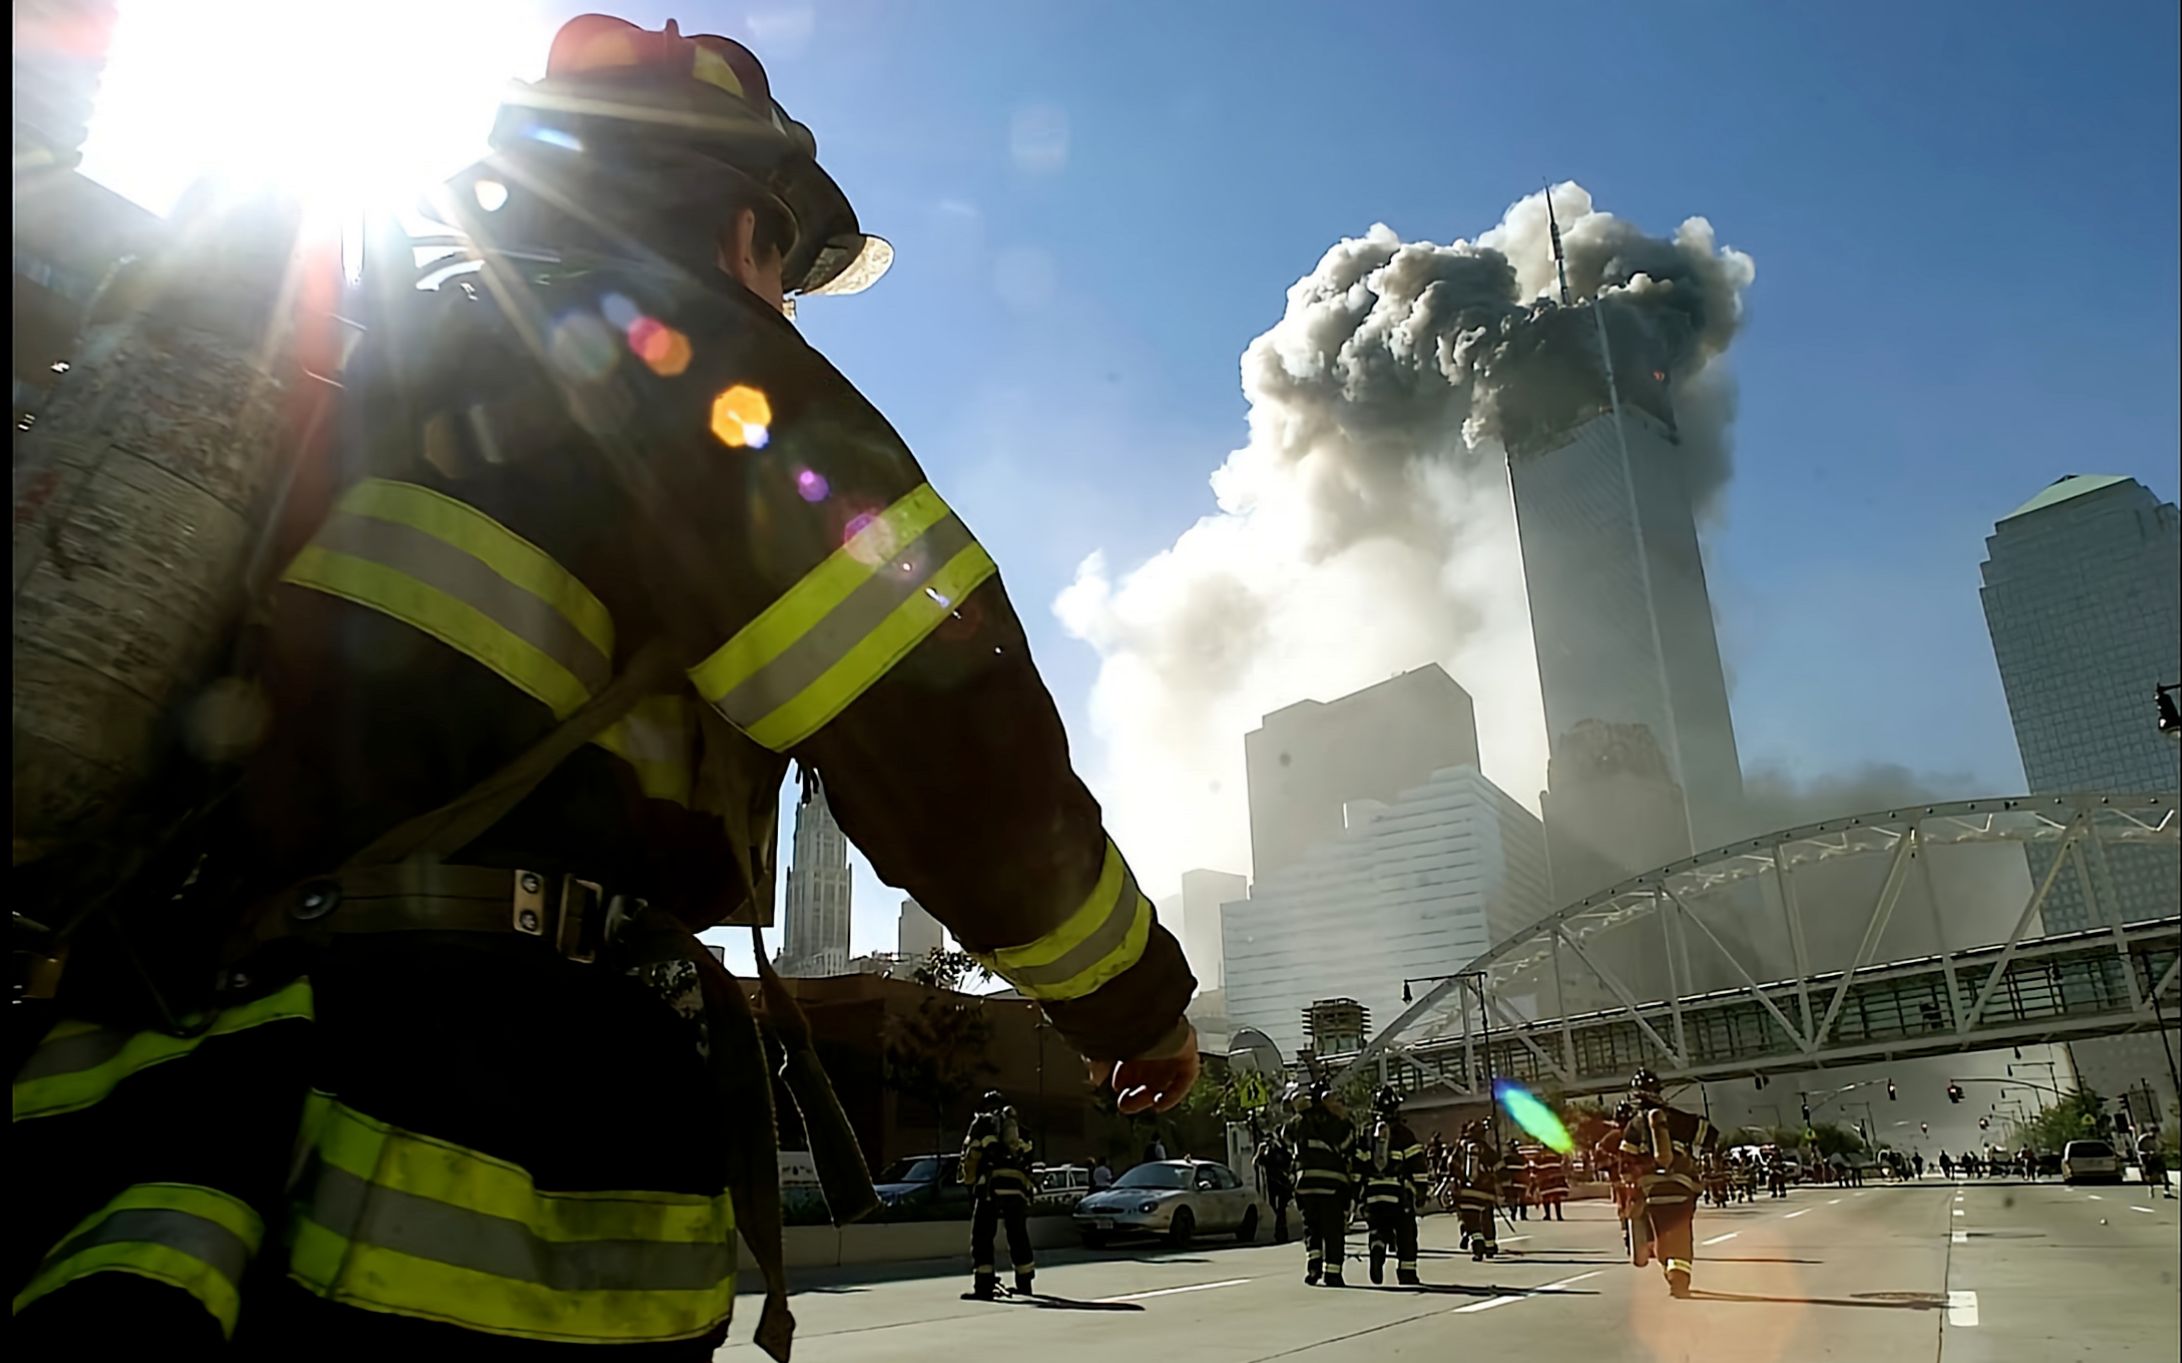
<box><xmin>1096</xmin><ymin>1278</ymin><xmax>1252</xmax><ymax>1302</ymax></box>
<box><xmin>1947</xmin><ymin>1290</ymin><xmax>1980</xmax><ymax>1326</ymax></box>
<box><xmin>1952</xmin><ymin>1230</ymin><xmax>1968</xmax><ymax>1244</ymax></box>
<box><xmin>1450</xmin><ymin>1271</ymin><xmax>1602</xmax><ymax>1315</ymax></box>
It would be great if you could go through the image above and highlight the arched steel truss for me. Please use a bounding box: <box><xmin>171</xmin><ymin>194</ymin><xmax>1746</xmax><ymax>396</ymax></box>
<box><xmin>1333</xmin><ymin>792</ymin><xmax>2180</xmax><ymax>1098</ymax></box>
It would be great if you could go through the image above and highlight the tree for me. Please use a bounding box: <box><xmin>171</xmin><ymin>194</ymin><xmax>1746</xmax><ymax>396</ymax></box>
<box><xmin>2018</xmin><ymin>1086</ymin><xmax>2106</xmax><ymax>1153</ymax></box>
<box><xmin>910</xmin><ymin>949</ymin><xmax>992</xmax><ymax>994</ymax></box>
<box><xmin>880</xmin><ymin>992</ymin><xmax>995</xmax><ymax>1134</ymax></box>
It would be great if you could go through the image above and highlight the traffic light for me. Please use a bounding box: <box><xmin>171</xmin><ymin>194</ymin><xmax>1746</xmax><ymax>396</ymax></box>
<box><xmin>1920</xmin><ymin>1122</ymin><xmax>1929</xmax><ymax>1135</ymax></box>
<box><xmin>1947</xmin><ymin>1082</ymin><xmax>1965</xmax><ymax>1105</ymax></box>
<box><xmin>1801</xmin><ymin>1100</ymin><xmax>1813</xmax><ymax>1125</ymax></box>
<box><xmin>1887</xmin><ymin>1079</ymin><xmax>1897</xmax><ymax>1102</ymax></box>
<box><xmin>1978</xmin><ymin>1117</ymin><xmax>1989</xmax><ymax>1130</ymax></box>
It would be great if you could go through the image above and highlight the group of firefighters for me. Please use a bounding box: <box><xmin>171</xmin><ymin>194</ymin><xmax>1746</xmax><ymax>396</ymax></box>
<box><xmin>1221</xmin><ymin>1068</ymin><xmax>1716</xmax><ymax>1298</ymax></box>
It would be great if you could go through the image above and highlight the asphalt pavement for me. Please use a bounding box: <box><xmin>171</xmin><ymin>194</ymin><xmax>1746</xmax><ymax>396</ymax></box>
<box><xmin>719</xmin><ymin>1178</ymin><xmax>2179</xmax><ymax>1362</ymax></box>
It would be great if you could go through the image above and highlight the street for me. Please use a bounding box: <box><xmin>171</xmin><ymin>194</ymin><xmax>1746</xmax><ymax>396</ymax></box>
<box><xmin>722</xmin><ymin>1180</ymin><xmax>2180</xmax><ymax>1362</ymax></box>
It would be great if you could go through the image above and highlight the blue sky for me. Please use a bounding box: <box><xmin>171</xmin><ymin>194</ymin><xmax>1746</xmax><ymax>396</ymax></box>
<box><xmin>85</xmin><ymin>2</ymin><xmax>2182</xmax><ymax>965</ymax></box>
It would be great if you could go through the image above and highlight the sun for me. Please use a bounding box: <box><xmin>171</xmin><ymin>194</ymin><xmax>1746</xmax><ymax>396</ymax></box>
<box><xmin>80</xmin><ymin>0</ymin><xmax>558</xmax><ymax>219</ymax></box>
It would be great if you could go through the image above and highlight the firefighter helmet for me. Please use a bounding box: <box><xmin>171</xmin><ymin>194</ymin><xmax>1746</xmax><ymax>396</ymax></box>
<box><xmin>1630</xmin><ymin>1067</ymin><xmax>1664</xmax><ymax>1102</ymax></box>
<box><xmin>484</xmin><ymin>13</ymin><xmax>890</xmax><ymax>297</ymax></box>
<box><xmin>1373</xmin><ymin>1085</ymin><xmax>1402</xmax><ymax>1115</ymax></box>
<box><xmin>981</xmin><ymin>1090</ymin><xmax>1005</xmax><ymax>1110</ymax></box>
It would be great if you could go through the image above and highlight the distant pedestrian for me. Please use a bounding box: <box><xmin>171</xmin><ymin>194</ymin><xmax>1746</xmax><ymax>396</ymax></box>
<box><xmin>1144</xmin><ymin>1135</ymin><xmax>1168</xmax><ymax>1164</ymax></box>
<box><xmin>1939</xmin><ymin>1151</ymin><xmax>1955</xmax><ymax>1179</ymax></box>
<box><xmin>2136</xmin><ymin>1130</ymin><xmax>2173</xmax><ymax>1198</ymax></box>
<box><xmin>1092</xmin><ymin>1157</ymin><xmax>1114</xmax><ymax>1190</ymax></box>
<box><xmin>1912</xmin><ymin>1153</ymin><xmax>1925</xmax><ymax>1179</ymax></box>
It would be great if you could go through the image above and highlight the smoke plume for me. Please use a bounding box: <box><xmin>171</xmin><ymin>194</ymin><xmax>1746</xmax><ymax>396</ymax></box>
<box><xmin>1056</xmin><ymin>184</ymin><xmax>1757</xmax><ymax>892</ymax></box>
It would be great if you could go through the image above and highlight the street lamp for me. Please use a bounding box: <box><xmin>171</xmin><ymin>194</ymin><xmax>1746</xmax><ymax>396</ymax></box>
<box><xmin>1398</xmin><ymin>970</ymin><xmax>1497</xmax><ymax>1144</ymax></box>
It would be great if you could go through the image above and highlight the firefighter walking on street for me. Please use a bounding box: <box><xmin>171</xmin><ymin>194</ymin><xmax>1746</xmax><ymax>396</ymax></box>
<box><xmin>1451</xmin><ymin>1120</ymin><xmax>1504</xmax><ymax>1261</ymax></box>
<box><xmin>1615</xmin><ymin>1069</ymin><xmax>1719</xmax><ymax>1299</ymax></box>
<box><xmin>8</xmin><ymin>15</ymin><xmax>1203</xmax><ymax>1358</ymax></box>
<box><xmin>963</xmin><ymin>1091</ymin><xmax>1036</xmax><ymax>1298</ymax></box>
<box><xmin>1285</xmin><ymin>1082</ymin><xmax>1357</xmax><ymax>1286</ymax></box>
<box><xmin>1531</xmin><ymin>1145</ymin><xmax>1570</xmax><ymax>1220</ymax></box>
<box><xmin>1255</xmin><ymin>1123</ymin><xmax>1297</xmax><ymax>1242</ymax></box>
<box><xmin>1357</xmin><ymin>1086</ymin><xmax>1429</xmax><ymax>1286</ymax></box>
<box><xmin>1597</xmin><ymin>1101</ymin><xmax>1640</xmax><ymax>1258</ymax></box>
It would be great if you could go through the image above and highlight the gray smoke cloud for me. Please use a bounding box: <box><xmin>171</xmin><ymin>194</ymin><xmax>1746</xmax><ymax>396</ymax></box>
<box><xmin>1057</xmin><ymin>184</ymin><xmax>1756</xmax><ymax>892</ymax></box>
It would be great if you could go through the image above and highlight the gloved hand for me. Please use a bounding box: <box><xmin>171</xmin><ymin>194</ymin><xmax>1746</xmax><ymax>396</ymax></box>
<box><xmin>1090</xmin><ymin>1017</ymin><xmax>1200</xmax><ymax>1114</ymax></box>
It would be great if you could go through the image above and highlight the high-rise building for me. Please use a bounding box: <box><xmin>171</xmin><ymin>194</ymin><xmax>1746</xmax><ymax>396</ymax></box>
<box><xmin>780</xmin><ymin>783</ymin><xmax>853</xmax><ymax>977</ymax></box>
<box><xmin>1503</xmin><ymin>309</ymin><xmax>1745</xmax><ymax>899</ymax></box>
<box><xmin>1223</xmin><ymin>764</ymin><xmax>1550</xmax><ymax>1058</ymax></box>
<box><xmin>1244</xmin><ymin>664</ymin><xmax>1480</xmax><ymax>879</ymax></box>
<box><xmin>1979</xmin><ymin>473</ymin><xmax>2181</xmax><ymax>1112</ymax></box>
<box><xmin>14</xmin><ymin>1</ymin><xmax>118</xmax><ymax>177</ymax></box>
<box><xmin>1176</xmin><ymin>868</ymin><xmax>1246</xmax><ymax>991</ymax></box>
<box><xmin>896</xmin><ymin>897</ymin><xmax>944</xmax><ymax>963</ymax></box>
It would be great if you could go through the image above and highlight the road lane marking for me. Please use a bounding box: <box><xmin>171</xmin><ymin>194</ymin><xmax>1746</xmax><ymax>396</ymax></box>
<box><xmin>1702</xmin><ymin>1232</ymin><xmax>1738</xmax><ymax>1246</ymax></box>
<box><xmin>1096</xmin><ymin>1278</ymin><xmax>1252</xmax><ymax>1302</ymax></box>
<box><xmin>1450</xmin><ymin>1271</ymin><xmax>1601</xmax><ymax>1314</ymax></box>
<box><xmin>1783</xmin><ymin>1209</ymin><xmax>1809</xmax><ymax>1219</ymax></box>
<box><xmin>2128</xmin><ymin>1206</ymin><xmax>2155</xmax><ymax>1215</ymax></box>
<box><xmin>1952</xmin><ymin>1230</ymin><xmax>1967</xmax><ymax>1244</ymax></box>
<box><xmin>1500</xmin><ymin>1235</ymin><xmax>1532</xmax><ymax>1243</ymax></box>
<box><xmin>1955</xmin><ymin>1194</ymin><xmax>1964</xmax><ymax>1202</ymax></box>
<box><xmin>1829</xmin><ymin>1198</ymin><xmax>1843</xmax><ymax>1205</ymax></box>
<box><xmin>2086</xmin><ymin>1194</ymin><xmax>2103</xmax><ymax>1201</ymax></box>
<box><xmin>1952</xmin><ymin>1209</ymin><xmax>1965</xmax><ymax>1217</ymax></box>
<box><xmin>1947</xmin><ymin>1290</ymin><xmax>1980</xmax><ymax>1326</ymax></box>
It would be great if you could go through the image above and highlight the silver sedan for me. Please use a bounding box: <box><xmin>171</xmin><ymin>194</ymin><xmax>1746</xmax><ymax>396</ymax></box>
<box><xmin>1072</xmin><ymin>1159</ymin><xmax>1267</xmax><ymax>1248</ymax></box>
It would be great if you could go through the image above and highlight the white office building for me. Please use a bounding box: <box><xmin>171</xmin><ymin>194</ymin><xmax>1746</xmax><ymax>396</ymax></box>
<box><xmin>1222</xmin><ymin>765</ymin><xmax>1551</xmax><ymax>1058</ymax></box>
<box><xmin>780</xmin><ymin>783</ymin><xmax>852</xmax><ymax>977</ymax></box>
<box><xmin>896</xmin><ymin>897</ymin><xmax>945</xmax><ymax>964</ymax></box>
<box><xmin>1979</xmin><ymin>473</ymin><xmax>2181</xmax><ymax>1113</ymax></box>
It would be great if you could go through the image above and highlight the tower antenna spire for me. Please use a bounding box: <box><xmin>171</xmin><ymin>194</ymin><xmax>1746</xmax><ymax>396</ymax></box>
<box><xmin>1545</xmin><ymin>180</ymin><xmax>1574</xmax><ymax>308</ymax></box>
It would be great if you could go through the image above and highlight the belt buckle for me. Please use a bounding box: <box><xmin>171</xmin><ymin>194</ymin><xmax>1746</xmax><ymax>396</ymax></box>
<box><xmin>557</xmin><ymin>878</ymin><xmax>605</xmax><ymax>964</ymax></box>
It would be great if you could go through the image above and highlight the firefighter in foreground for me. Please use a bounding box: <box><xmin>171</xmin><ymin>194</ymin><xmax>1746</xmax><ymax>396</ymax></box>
<box><xmin>1613</xmin><ymin>1069</ymin><xmax>1719</xmax><ymax>1299</ymax></box>
<box><xmin>10</xmin><ymin>14</ymin><xmax>1201</xmax><ymax>1357</ymax></box>
<box><xmin>1285</xmin><ymin>1082</ymin><xmax>1357</xmax><ymax>1286</ymax></box>
<box><xmin>1356</xmin><ymin>1086</ymin><xmax>1429</xmax><ymax>1286</ymax></box>
<box><xmin>962</xmin><ymin>1091</ymin><xmax>1037</xmax><ymax>1298</ymax></box>
<box><xmin>1449</xmin><ymin>1120</ymin><xmax>1504</xmax><ymax>1261</ymax></box>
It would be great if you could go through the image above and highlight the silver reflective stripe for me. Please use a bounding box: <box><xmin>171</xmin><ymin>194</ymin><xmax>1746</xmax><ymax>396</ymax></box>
<box><xmin>305</xmin><ymin>1163</ymin><xmax>735</xmax><ymax>1293</ymax></box>
<box><xmin>991</xmin><ymin>863</ymin><xmax>1144</xmax><ymax>996</ymax></box>
<box><xmin>313</xmin><ymin>510</ymin><xmax>613</xmax><ymax>696</ymax></box>
<box><xmin>709</xmin><ymin>512</ymin><xmax>979</xmax><ymax>729</ymax></box>
<box><xmin>48</xmin><ymin>1207</ymin><xmax>254</xmax><ymax>1287</ymax></box>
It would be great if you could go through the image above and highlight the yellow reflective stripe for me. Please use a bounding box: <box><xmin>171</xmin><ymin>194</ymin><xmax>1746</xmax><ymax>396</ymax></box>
<box><xmin>969</xmin><ymin>839</ymin><xmax>1153</xmax><ymax>1002</ymax></box>
<box><xmin>13</xmin><ymin>979</ymin><xmax>315</xmax><ymax>1122</ymax></box>
<box><xmin>291</xmin><ymin>1101</ymin><xmax>737</xmax><ymax>1343</ymax></box>
<box><xmin>691</xmin><ymin>484</ymin><xmax>999</xmax><ymax>751</ymax></box>
<box><xmin>691</xmin><ymin>484</ymin><xmax>952</xmax><ymax>702</ymax></box>
<box><xmin>592</xmin><ymin>694</ymin><xmax>697</xmax><ymax>806</ymax></box>
<box><xmin>340</xmin><ymin>480</ymin><xmax>613</xmax><ymax>660</ymax></box>
<box><xmin>14</xmin><ymin>1183</ymin><xmax>263</xmax><ymax>1338</ymax></box>
<box><xmin>285</xmin><ymin>545</ymin><xmax>595</xmax><ymax>719</ymax></box>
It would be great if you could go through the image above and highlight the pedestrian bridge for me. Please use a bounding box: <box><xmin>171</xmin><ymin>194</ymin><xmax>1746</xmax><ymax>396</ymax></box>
<box><xmin>1332</xmin><ymin>792</ymin><xmax>2180</xmax><ymax>1100</ymax></box>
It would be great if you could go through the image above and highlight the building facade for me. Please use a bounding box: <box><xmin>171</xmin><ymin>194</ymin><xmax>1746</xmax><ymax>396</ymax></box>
<box><xmin>1244</xmin><ymin>664</ymin><xmax>1480</xmax><ymax>880</ymax></box>
<box><xmin>1979</xmin><ymin>473</ymin><xmax>2182</xmax><ymax>1113</ymax></box>
<box><xmin>1506</xmin><ymin>364</ymin><xmax>1746</xmax><ymax>898</ymax></box>
<box><xmin>1176</xmin><ymin>867</ymin><xmax>1246</xmax><ymax>992</ymax></box>
<box><xmin>1223</xmin><ymin>764</ymin><xmax>1551</xmax><ymax>1057</ymax></box>
<box><xmin>896</xmin><ymin>897</ymin><xmax>944</xmax><ymax>963</ymax></box>
<box><xmin>780</xmin><ymin>782</ymin><xmax>853</xmax><ymax>977</ymax></box>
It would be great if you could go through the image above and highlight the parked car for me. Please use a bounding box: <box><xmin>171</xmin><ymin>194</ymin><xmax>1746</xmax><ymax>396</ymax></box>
<box><xmin>1073</xmin><ymin>1159</ymin><xmax>1264</xmax><ymax>1248</ymax></box>
<box><xmin>1032</xmin><ymin>1164</ymin><xmax>1094</xmax><ymax>1213</ymax></box>
<box><xmin>2061</xmin><ymin>1139</ymin><xmax>2122</xmax><ymax>1185</ymax></box>
<box><xmin>873</xmin><ymin>1154</ymin><xmax>972</xmax><ymax>1216</ymax></box>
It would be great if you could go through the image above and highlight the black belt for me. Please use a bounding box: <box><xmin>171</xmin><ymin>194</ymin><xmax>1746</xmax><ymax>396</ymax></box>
<box><xmin>234</xmin><ymin>863</ymin><xmax>647</xmax><ymax>967</ymax></box>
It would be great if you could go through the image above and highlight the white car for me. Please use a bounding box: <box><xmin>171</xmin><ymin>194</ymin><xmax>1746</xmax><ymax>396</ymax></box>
<box><xmin>1072</xmin><ymin>1159</ymin><xmax>1266</xmax><ymax>1248</ymax></box>
<box><xmin>2061</xmin><ymin>1139</ymin><xmax>2122</xmax><ymax>1185</ymax></box>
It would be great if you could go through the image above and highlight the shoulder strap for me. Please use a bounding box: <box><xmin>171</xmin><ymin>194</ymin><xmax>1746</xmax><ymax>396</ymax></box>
<box><xmin>340</xmin><ymin>636</ymin><xmax>685</xmax><ymax>868</ymax></box>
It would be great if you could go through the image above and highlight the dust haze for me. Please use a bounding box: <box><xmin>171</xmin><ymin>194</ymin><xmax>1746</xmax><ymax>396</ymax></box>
<box><xmin>1056</xmin><ymin>183</ymin><xmax>1756</xmax><ymax>893</ymax></box>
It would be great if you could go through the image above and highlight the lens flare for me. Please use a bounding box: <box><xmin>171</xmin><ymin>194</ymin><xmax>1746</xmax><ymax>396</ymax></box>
<box><xmin>1495</xmin><ymin>1079</ymin><xmax>1574</xmax><ymax>1153</ymax></box>
<box><xmin>709</xmin><ymin>384</ymin><xmax>773</xmax><ymax>449</ymax></box>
